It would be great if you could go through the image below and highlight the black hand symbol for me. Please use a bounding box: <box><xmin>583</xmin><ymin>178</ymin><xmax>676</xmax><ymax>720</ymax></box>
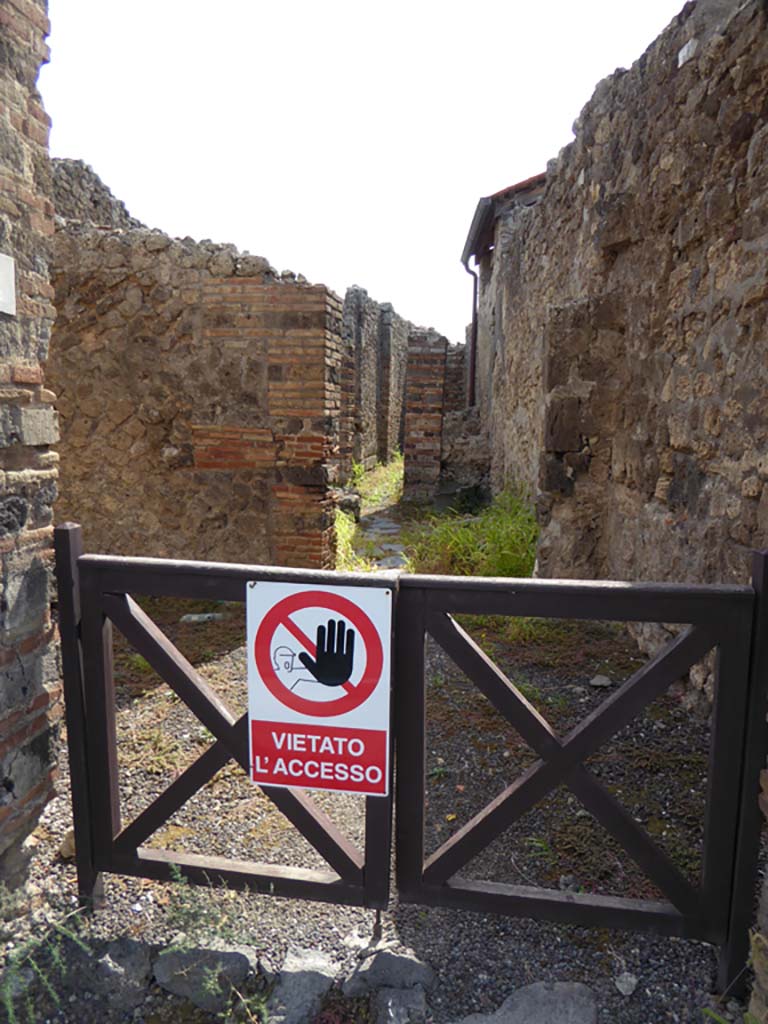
<box><xmin>298</xmin><ymin>619</ymin><xmax>355</xmax><ymax>687</ymax></box>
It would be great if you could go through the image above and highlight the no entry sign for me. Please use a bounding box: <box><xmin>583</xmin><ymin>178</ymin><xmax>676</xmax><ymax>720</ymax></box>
<box><xmin>247</xmin><ymin>581</ymin><xmax>392</xmax><ymax>796</ymax></box>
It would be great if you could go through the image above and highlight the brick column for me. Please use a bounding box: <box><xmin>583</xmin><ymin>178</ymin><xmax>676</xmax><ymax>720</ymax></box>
<box><xmin>402</xmin><ymin>329</ymin><xmax>448</xmax><ymax>502</ymax></box>
<box><xmin>266</xmin><ymin>284</ymin><xmax>340</xmax><ymax>568</ymax></box>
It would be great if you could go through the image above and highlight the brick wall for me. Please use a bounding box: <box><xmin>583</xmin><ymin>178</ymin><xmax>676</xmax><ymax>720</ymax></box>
<box><xmin>49</xmin><ymin>162</ymin><xmax>464</xmax><ymax>569</ymax></box>
<box><xmin>402</xmin><ymin>332</ymin><xmax>481</xmax><ymax>502</ymax></box>
<box><xmin>48</xmin><ymin>217</ymin><xmax>342</xmax><ymax>569</ymax></box>
<box><xmin>444</xmin><ymin>342</ymin><xmax>467</xmax><ymax>414</ymax></box>
<box><xmin>342</xmin><ymin>287</ymin><xmax>380</xmax><ymax>471</ymax></box>
<box><xmin>402</xmin><ymin>329</ymin><xmax>448</xmax><ymax>501</ymax></box>
<box><xmin>0</xmin><ymin>0</ymin><xmax>60</xmax><ymax>889</ymax></box>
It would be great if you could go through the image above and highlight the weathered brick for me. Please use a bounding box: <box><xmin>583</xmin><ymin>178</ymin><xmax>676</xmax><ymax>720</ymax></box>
<box><xmin>0</xmin><ymin>0</ymin><xmax>58</xmax><ymax>891</ymax></box>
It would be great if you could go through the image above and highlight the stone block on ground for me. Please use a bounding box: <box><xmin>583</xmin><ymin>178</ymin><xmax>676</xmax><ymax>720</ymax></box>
<box><xmin>343</xmin><ymin>947</ymin><xmax>435</xmax><ymax>997</ymax></box>
<box><xmin>153</xmin><ymin>943</ymin><xmax>254</xmax><ymax>1013</ymax></box>
<box><xmin>267</xmin><ymin>945</ymin><xmax>338</xmax><ymax>1024</ymax></box>
<box><xmin>446</xmin><ymin>981</ymin><xmax>596</xmax><ymax>1024</ymax></box>
<box><xmin>373</xmin><ymin>984</ymin><xmax>428</xmax><ymax>1023</ymax></box>
<box><xmin>93</xmin><ymin>937</ymin><xmax>152</xmax><ymax>1013</ymax></box>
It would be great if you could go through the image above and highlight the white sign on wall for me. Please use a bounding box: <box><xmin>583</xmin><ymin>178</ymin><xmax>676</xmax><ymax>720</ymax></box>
<box><xmin>247</xmin><ymin>581</ymin><xmax>392</xmax><ymax>797</ymax></box>
<box><xmin>0</xmin><ymin>254</ymin><xmax>16</xmax><ymax>317</ymax></box>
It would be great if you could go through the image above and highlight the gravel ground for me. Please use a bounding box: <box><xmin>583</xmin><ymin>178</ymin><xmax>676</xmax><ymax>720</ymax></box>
<box><xmin>2</xmin><ymin>623</ymin><xmax>758</xmax><ymax>1024</ymax></box>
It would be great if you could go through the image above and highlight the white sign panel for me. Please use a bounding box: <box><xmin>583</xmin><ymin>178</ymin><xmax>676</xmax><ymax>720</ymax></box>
<box><xmin>247</xmin><ymin>581</ymin><xmax>392</xmax><ymax>796</ymax></box>
<box><xmin>0</xmin><ymin>254</ymin><xmax>16</xmax><ymax>316</ymax></box>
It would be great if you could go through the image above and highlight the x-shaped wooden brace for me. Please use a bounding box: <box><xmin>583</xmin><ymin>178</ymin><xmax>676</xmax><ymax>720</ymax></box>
<box><xmin>424</xmin><ymin>612</ymin><xmax>716</xmax><ymax>915</ymax></box>
<box><xmin>102</xmin><ymin>593</ymin><xmax>364</xmax><ymax>884</ymax></box>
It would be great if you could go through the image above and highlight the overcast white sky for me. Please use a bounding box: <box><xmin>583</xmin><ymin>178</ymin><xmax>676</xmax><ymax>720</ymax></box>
<box><xmin>40</xmin><ymin>0</ymin><xmax>686</xmax><ymax>342</ymax></box>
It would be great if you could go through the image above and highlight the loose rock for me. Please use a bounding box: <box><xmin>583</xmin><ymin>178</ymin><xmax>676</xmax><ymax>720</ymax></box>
<box><xmin>373</xmin><ymin>984</ymin><xmax>428</xmax><ymax>1023</ymax></box>
<box><xmin>614</xmin><ymin>972</ymin><xmax>638</xmax><ymax>997</ymax></box>
<box><xmin>267</xmin><ymin>945</ymin><xmax>338</xmax><ymax>1024</ymax></box>
<box><xmin>92</xmin><ymin>937</ymin><xmax>151</xmax><ymax>1012</ymax></box>
<box><xmin>588</xmin><ymin>675</ymin><xmax>613</xmax><ymax>689</ymax></box>
<box><xmin>446</xmin><ymin>981</ymin><xmax>596</xmax><ymax>1024</ymax></box>
<box><xmin>343</xmin><ymin>947</ymin><xmax>435</xmax><ymax>997</ymax></box>
<box><xmin>153</xmin><ymin>943</ymin><xmax>254</xmax><ymax>1012</ymax></box>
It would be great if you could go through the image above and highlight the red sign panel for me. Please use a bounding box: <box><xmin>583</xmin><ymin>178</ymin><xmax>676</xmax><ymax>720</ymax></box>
<box><xmin>250</xmin><ymin>722</ymin><xmax>387</xmax><ymax>794</ymax></box>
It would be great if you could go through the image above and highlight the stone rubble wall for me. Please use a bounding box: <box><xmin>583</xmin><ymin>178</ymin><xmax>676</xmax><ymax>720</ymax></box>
<box><xmin>48</xmin><ymin>162</ymin><xmax>443</xmax><ymax>567</ymax></box>
<box><xmin>52</xmin><ymin>157</ymin><xmax>142</xmax><ymax>230</ymax></box>
<box><xmin>378</xmin><ymin>302</ymin><xmax>409</xmax><ymax>463</ymax></box>
<box><xmin>0</xmin><ymin>0</ymin><xmax>60</xmax><ymax>889</ymax></box>
<box><xmin>342</xmin><ymin>286</ymin><xmax>381</xmax><ymax>471</ymax></box>
<box><xmin>469</xmin><ymin>2</ymin><xmax>768</xmax><ymax>1014</ymax></box>
<box><xmin>476</xmin><ymin>0</ymin><xmax>768</xmax><ymax>595</ymax></box>
<box><xmin>48</xmin><ymin>218</ymin><xmax>343</xmax><ymax>569</ymax></box>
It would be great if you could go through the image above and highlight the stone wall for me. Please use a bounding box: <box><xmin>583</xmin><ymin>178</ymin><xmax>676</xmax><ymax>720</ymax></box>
<box><xmin>53</xmin><ymin>157</ymin><xmax>141</xmax><ymax>229</ymax></box>
<box><xmin>48</xmin><ymin>213</ymin><xmax>343</xmax><ymax>569</ymax></box>
<box><xmin>48</xmin><ymin>162</ymin><xmax>433</xmax><ymax>568</ymax></box>
<box><xmin>0</xmin><ymin>0</ymin><xmax>60</xmax><ymax>889</ymax></box>
<box><xmin>341</xmin><ymin>286</ymin><xmax>410</xmax><ymax>471</ymax></box>
<box><xmin>378</xmin><ymin>303</ymin><xmax>409</xmax><ymax>464</ymax></box>
<box><xmin>473</xmin><ymin>0</ymin><xmax>768</xmax><ymax>593</ymax></box>
<box><xmin>402</xmin><ymin>332</ymin><xmax>476</xmax><ymax>501</ymax></box>
<box><xmin>342</xmin><ymin>287</ymin><xmax>380</xmax><ymax>471</ymax></box>
<box><xmin>467</xmin><ymin>2</ymin><xmax>768</xmax><ymax>1013</ymax></box>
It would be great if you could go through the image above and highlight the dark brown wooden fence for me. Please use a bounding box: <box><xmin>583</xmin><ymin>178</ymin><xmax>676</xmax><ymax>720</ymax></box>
<box><xmin>393</xmin><ymin>566</ymin><xmax>768</xmax><ymax>993</ymax></box>
<box><xmin>54</xmin><ymin>523</ymin><xmax>768</xmax><ymax>995</ymax></box>
<box><xmin>54</xmin><ymin>523</ymin><xmax>394</xmax><ymax>911</ymax></box>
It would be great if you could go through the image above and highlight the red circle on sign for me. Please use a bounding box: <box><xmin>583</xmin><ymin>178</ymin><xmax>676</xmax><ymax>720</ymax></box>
<box><xmin>254</xmin><ymin>591</ymin><xmax>383</xmax><ymax>717</ymax></box>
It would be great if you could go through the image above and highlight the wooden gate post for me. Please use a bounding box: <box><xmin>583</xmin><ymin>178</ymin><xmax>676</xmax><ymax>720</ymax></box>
<box><xmin>54</xmin><ymin>523</ymin><xmax>104</xmax><ymax>908</ymax></box>
<box><xmin>718</xmin><ymin>549</ymin><xmax>768</xmax><ymax>993</ymax></box>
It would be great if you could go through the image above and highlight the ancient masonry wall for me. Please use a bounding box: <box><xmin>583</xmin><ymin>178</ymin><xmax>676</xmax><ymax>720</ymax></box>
<box><xmin>342</xmin><ymin>287</ymin><xmax>380</xmax><ymax>471</ymax></box>
<box><xmin>48</xmin><ymin>220</ymin><xmax>343</xmax><ymax>569</ymax></box>
<box><xmin>341</xmin><ymin>286</ymin><xmax>410</xmax><ymax>471</ymax></box>
<box><xmin>476</xmin><ymin>0</ymin><xmax>768</xmax><ymax>593</ymax></box>
<box><xmin>469</xmin><ymin>2</ymin><xmax>768</xmax><ymax>1013</ymax></box>
<box><xmin>378</xmin><ymin>303</ymin><xmax>409</xmax><ymax>464</ymax></box>
<box><xmin>0</xmin><ymin>0</ymin><xmax>60</xmax><ymax>888</ymax></box>
<box><xmin>53</xmin><ymin>157</ymin><xmax>140</xmax><ymax>229</ymax></box>
<box><xmin>402</xmin><ymin>332</ymin><xmax>476</xmax><ymax>501</ymax></box>
<box><xmin>49</xmin><ymin>161</ymin><xmax>442</xmax><ymax>567</ymax></box>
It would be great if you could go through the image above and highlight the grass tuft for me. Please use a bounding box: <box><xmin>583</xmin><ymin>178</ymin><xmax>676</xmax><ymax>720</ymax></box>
<box><xmin>403</xmin><ymin>489</ymin><xmax>538</xmax><ymax>578</ymax></box>
<box><xmin>333</xmin><ymin>510</ymin><xmax>377</xmax><ymax>573</ymax></box>
<box><xmin>354</xmin><ymin>451</ymin><xmax>404</xmax><ymax>511</ymax></box>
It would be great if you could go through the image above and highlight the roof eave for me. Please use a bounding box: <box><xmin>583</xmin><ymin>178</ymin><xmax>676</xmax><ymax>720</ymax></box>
<box><xmin>461</xmin><ymin>196</ymin><xmax>495</xmax><ymax>267</ymax></box>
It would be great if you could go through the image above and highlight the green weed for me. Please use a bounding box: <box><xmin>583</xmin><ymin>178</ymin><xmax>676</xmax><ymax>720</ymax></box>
<box><xmin>163</xmin><ymin>866</ymin><xmax>269</xmax><ymax>1021</ymax></box>
<box><xmin>525</xmin><ymin>836</ymin><xmax>554</xmax><ymax>861</ymax></box>
<box><xmin>355</xmin><ymin>452</ymin><xmax>404</xmax><ymax>512</ymax></box>
<box><xmin>403</xmin><ymin>489</ymin><xmax>537</xmax><ymax>578</ymax></box>
<box><xmin>702</xmin><ymin>1011</ymin><xmax>759</xmax><ymax>1024</ymax></box>
<box><xmin>128</xmin><ymin>653</ymin><xmax>153</xmax><ymax>674</ymax></box>
<box><xmin>165</xmin><ymin>862</ymin><xmax>210</xmax><ymax>937</ymax></box>
<box><xmin>0</xmin><ymin>908</ymin><xmax>90</xmax><ymax>1024</ymax></box>
<box><xmin>334</xmin><ymin>510</ymin><xmax>377</xmax><ymax>573</ymax></box>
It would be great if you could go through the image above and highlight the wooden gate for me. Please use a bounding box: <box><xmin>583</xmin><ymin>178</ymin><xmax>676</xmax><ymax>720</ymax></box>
<box><xmin>54</xmin><ymin>524</ymin><xmax>768</xmax><ymax>993</ymax></box>
<box><xmin>393</xmin><ymin>567</ymin><xmax>768</xmax><ymax>992</ymax></box>
<box><xmin>54</xmin><ymin>524</ymin><xmax>393</xmax><ymax>911</ymax></box>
